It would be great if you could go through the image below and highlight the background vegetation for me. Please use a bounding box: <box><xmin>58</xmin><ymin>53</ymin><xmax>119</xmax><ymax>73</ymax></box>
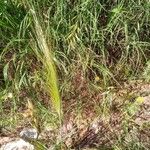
<box><xmin>0</xmin><ymin>0</ymin><xmax>150</xmax><ymax>149</ymax></box>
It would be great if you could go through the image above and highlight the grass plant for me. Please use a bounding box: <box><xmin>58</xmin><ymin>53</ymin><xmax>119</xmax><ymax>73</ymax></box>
<box><xmin>0</xmin><ymin>0</ymin><xmax>150</xmax><ymax>149</ymax></box>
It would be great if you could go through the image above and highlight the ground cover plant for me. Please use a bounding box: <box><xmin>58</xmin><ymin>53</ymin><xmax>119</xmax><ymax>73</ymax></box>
<box><xmin>0</xmin><ymin>0</ymin><xmax>150</xmax><ymax>149</ymax></box>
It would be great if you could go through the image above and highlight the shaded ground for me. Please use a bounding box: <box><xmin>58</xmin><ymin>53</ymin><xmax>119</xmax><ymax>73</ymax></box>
<box><xmin>60</xmin><ymin>80</ymin><xmax>150</xmax><ymax>149</ymax></box>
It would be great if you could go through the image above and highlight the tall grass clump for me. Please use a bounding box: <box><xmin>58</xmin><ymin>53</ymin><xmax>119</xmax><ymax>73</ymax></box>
<box><xmin>0</xmin><ymin>0</ymin><xmax>62</xmax><ymax>128</ymax></box>
<box><xmin>24</xmin><ymin>1</ymin><xmax>62</xmax><ymax>117</ymax></box>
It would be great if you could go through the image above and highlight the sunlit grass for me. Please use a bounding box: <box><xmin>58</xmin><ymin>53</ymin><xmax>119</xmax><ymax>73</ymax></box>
<box><xmin>29</xmin><ymin>5</ymin><xmax>61</xmax><ymax>117</ymax></box>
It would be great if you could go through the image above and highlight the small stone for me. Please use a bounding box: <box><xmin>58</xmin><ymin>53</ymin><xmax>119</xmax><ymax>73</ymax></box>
<box><xmin>20</xmin><ymin>128</ymin><xmax>38</xmax><ymax>140</ymax></box>
<box><xmin>0</xmin><ymin>139</ymin><xmax>34</xmax><ymax>150</ymax></box>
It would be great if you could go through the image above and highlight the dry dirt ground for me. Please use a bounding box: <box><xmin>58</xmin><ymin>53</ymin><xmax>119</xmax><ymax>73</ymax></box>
<box><xmin>0</xmin><ymin>81</ymin><xmax>150</xmax><ymax>149</ymax></box>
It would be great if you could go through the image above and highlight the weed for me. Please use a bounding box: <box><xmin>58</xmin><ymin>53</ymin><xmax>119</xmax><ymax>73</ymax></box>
<box><xmin>0</xmin><ymin>0</ymin><xmax>150</xmax><ymax>149</ymax></box>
